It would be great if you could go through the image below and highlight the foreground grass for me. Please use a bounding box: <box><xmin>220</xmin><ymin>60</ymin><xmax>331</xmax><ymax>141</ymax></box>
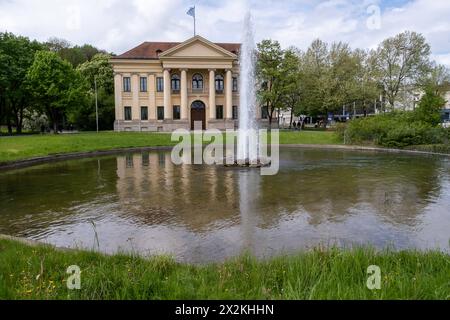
<box><xmin>0</xmin><ymin>239</ymin><xmax>449</xmax><ymax>300</ymax></box>
<box><xmin>0</xmin><ymin>131</ymin><xmax>341</xmax><ymax>164</ymax></box>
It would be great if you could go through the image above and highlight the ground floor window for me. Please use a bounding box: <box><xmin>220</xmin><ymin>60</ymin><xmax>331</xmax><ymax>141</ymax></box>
<box><xmin>124</xmin><ymin>106</ymin><xmax>132</xmax><ymax>121</ymax></box>
<box><xmin>173</xmin><ymin>105</ymin><xmax>181</xmax><ymax>120</ymax></box>
<box><xmin>216</xmin><ymin>105</ymin><xmax>223</xmax><ymax>119</ymax></box>
<box><xmin>261</xmin><ymin>106</ymin><xmax>269</xmax><ymax>119</ymax></box>
<box><xmin>141</xmin><ymin>106</ymin><xmax>148</xmax><ymax>120</ymax></box>
<box><xmin>232</xmin><ymin>106</ymin><xmax>238</xmax><ymax>120</ymax></box>
<box><xmin>157</xmin><ymin>106</ymin><xmax>164</xmax><ymax>120</ymax></box>
<box><xmin>443</xmin><ymin>110</ymin><xmax>450</xmax><ymax>121</ymax></box>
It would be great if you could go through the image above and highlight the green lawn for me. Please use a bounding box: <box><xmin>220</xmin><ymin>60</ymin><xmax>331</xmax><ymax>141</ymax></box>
<box><xmin>278</xmin><ymin>130</ymin><xmax>342</xmax><ymax>145</ymax></box>
<box><xmin>0</xmin><ymin>239</ymin><xmax>448</xmax><ymax>300</ymax></box>
<box><xmin>0</xmin><ymin>131</ymin><xmax>342</xmax><ymax>164</ymax></box>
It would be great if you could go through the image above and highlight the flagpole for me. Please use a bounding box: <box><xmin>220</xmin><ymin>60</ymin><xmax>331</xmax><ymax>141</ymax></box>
<box><xmin>194</xmin><ymin>6</ymin><xmax>196</xmax><ymax>36</ymax></box>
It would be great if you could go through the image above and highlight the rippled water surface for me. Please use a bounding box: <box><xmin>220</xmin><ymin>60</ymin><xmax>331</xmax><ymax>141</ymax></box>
<box><xmin>0</xmin><ymin>148</ymin><xmax>449</xmax><ymax>263</ymax></box>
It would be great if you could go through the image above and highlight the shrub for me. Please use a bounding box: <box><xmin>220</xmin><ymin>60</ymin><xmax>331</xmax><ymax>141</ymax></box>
<box><xmin>344</xmin><ymin>113</ymin><xmax>448</xmax><ymax>148</ymax></box>
<box><xmin>342</xmin><ymin>89</ymin><xmax>448</xmax><ymax>148</ymax></box>
<box><xmin>414</xmin><ymin>87</ymin><xmax>446</xmax><ymax>127</ymax></box>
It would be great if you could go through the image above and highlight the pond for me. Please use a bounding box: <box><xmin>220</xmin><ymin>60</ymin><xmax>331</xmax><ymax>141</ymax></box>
<box><xmin>0</xmin><ymin>148</ymin><xmax>449</xmax><ymax>263</ymax></box>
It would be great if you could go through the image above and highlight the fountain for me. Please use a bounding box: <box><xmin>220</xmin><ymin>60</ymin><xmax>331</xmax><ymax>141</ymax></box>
<box><xmin>226</xmin><ymin>12</ymin><xmax>269</xmax><ymax>167</ymax></box>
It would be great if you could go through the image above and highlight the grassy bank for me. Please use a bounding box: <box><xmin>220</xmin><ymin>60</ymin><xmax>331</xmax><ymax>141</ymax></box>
<box><xmin>0</xmin><ymin>131</ymin><xmax>341</xmax><ymax>164</ymax></box>
<box><xmin>0</xmin><ymin>239</ymin><xmax>448</xmax><ymax>300</ymax></box>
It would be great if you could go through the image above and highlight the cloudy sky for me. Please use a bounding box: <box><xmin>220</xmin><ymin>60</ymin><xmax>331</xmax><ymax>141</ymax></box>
<box><xmin>0</xmin><ymin>0</ymin><xmax>449</xmax><ymax>66</ymax></box>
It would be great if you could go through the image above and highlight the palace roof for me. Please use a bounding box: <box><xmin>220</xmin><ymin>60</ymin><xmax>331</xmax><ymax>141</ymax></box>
<box><xmin>113</xmin><ymin>41</ymin><xmax>241</xmax><ymax>60</ymax></box>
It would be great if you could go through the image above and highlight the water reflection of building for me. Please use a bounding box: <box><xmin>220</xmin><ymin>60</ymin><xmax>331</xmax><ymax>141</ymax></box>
<box><xmin>115</xmin><ymin>152</ymin><xmax>240</xmax><ymax>232</ymax></box>
<box><xmin>115</xmin><ymin>149</ymin><xmax>445</xmax><ymax>233</ymax></box>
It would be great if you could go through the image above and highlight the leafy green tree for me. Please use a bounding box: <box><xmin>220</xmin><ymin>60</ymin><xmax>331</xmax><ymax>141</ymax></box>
<box><xmin>372</xmin><ymin>31</ymin><xmax>431</xmax><ymax>109</ymax></box>
<box><xmin>0</xmin><ymin>32</ymin><xmax>44</xmax><ymax>134</ymax></box>
<box><xmin>279</xmin><ymin>48</ymin><xmax>302</xmax><ymax>128</ymax></box>
<box><xmin>414</xmin><ymin>87</ymin><xmax>446</xmax><ymax>127</ymax></box>
<box><xmin>77</xmin><ymin>53</ymin><xmax>114</xmax><ymax>92</ymax></box>
<box><xmin>256</xmin><ymin>39</ymin><xmax>284</xmax><ymax>127</ymax></box>
<box><xmin>299</xmin><ymin>39</ymin><xmax>329</xmax><ymax>119</ymax></box>
<box><xmin>0</xmin><ymin>46</ymin><xmax>7</xmax><ymax>129</ymax></box>
<box><xmin>422</xmin><ymin>63</ymin><xmax>450</xmax><ymax>95</ymax></box>
<box><xmin>26</xmin><ymin>50</ymin><xmax>88</xmax><ymax>133</ymax></box>
<box><xmin>45</xmin><ymin>37</ymin><xmax>105</xmax><ymax>67</ymax></box>
<box><xmin>352</xmin><ymin>49</ymin><xmax>380</xmax><ymax>115</ymax></box>
<box><xmin>73</xmin><ymin>53</ymin><xmax>115</xmax><ymax>130</ymax></box>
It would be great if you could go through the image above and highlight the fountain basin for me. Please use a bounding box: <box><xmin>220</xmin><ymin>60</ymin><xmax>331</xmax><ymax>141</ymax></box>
<box><xmin>223</xmin><ymin>157</ymin><xmax>271</xmax><ymax>168</ymax></box>
<box><xmin>1</xmin><ymin>147</ymin><xmax>449</xmax><ymax>264</ymax></box>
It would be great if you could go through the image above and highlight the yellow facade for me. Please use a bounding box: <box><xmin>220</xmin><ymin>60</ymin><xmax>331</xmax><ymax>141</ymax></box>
<box><xmin>111</xmin><ymin>35</ymin><xmax>259</xmax><ymax>132</ymax></box>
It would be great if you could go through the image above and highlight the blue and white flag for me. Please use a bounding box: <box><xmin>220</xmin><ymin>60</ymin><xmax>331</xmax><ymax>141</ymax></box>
<box><xmin>187</xmin><ymin>6</ymin><xmax>195</xmax><ymax>18</ymax></box>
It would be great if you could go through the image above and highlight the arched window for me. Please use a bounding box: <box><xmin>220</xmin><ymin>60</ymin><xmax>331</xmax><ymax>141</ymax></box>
<box><xmin>192</xmin><ymin>74</ymin><xmax>203</xmax><ymax>91</ymax></box>
<box><xmin>171</xmin><ymin>74</ymin><xmax>180</xmax><ymax>92</ymax></box>
<box><xmin>215</xmin><ymin>74</ymin><xmax>224</xmax><ymax>92</ymax></box>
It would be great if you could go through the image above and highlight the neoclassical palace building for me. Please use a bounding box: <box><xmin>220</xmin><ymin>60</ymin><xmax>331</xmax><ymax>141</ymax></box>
<box><xmin>111</xmin><ymin>35</ymin><xmax>262</xmax><ymax>132</ymax></box>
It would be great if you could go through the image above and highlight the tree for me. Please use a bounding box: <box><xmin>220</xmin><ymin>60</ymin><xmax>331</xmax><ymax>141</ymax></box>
<box><xmin>279</xmin><ymin>48</ymin><xmax>302</xmax><ymax>128</ymax></box>
<box><xmin>73</xmin><ymin>53</ymin><xmax>115</xmax><ymax>130</ymax></box>
<box><xmin>299</xmin><ymin>39</ymin><xmax>331</xmax><ymax>123</ymax></box>
<box><xmin>373</xmin><ymin>31</ymin><xmax>431</xmax><ymax>109</ymax></box>
<box><xmin>45</xmin><ymin>37</ymin><xmax>71</xmax><ymax>53</ymax></box>
<box><xmin>414</xmin><ymin>86</ymin><xmax>446</xmax><ymax>127</ymax></box>
<box><xmin>422</xmin><ymin>63</ymin><xmax>450</xmax><ymax>95</ymax></box>
<box><xmin>256</xmin><ymin>39</ymin><xmax>284</xmax><ymax>127</ymax></box>
<box><xmin>26</xmin><ymin>50</ymin><xmax>88</xmax><ymax>133</ymax></box>
<box><xmin>350</xmin><ymin>49</ymin><xmax>380</xmax><ymax>116</ymax></box>
<box><xmin>0</xmin><ymin>44</ymin><xmax>7</xmax><ymax>130</ymax></box>
<box><xmin>0</xmin><ymin>32</ymin><xmax>44</xmax><ymax>133</ymax></box>
<box><xmin>45</xmin><ymin>37</ymin><xmax>105</xmax><ymax>67</ymax></box>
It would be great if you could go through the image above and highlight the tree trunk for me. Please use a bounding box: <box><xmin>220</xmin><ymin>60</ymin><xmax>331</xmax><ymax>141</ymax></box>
<box><xmin>289</xmin><ymin>107</ymin><xmax>294</xmax><ymax>129</ymax></box>
<box><xmin>50</xmin><ymin>109</ymin><xmax>58</xmax><ymax>134</ymax></box>
<box><xmin>14</xmin><ymin>109</ymin><xmax>22</xmax><ymax>134</ymax></box>
<box><xmin>277</xmin><ymin>107</ymin><xmax>281</xmax><ymax>129</ymax></box>
<box><xmin>388</xmin><ymin>95</ymin><xmax>395</xmax><ymax>110</ymax></box>
<box><xmin>6</xmin><ymin>116</ymin><xmax>13</xmax><ymax>135</ymax></box>
<box><xmin>323</xmin><ymin>107</ymin><xmax>328</xmax><ymax>129</ymax></box>
<box><xmin>267</xmin><ymin>102</ymin><xmax>274</xmax><ymax>129</ymax></box>
<box><xmin>18</xmin><ymin>107</ymin><xmax>24</xmax><ymax>134</ymax></box>
<box><xmin>268</xmin><ymin>114</ymin><xmax>273</xmax><ymax>128</ymax></box>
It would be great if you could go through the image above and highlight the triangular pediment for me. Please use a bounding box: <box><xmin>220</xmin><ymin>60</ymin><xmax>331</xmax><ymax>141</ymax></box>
<box><xmin>159</xmin><ymin>36</ymin><xmax>237</xmax><ymax>59</ymax></box>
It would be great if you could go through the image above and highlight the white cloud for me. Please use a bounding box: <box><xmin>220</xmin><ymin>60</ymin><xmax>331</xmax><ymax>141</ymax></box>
<box><xmin>0</xmin><ymin>0</ymin><xmax>449</xmax><ymax>67</ymax></box>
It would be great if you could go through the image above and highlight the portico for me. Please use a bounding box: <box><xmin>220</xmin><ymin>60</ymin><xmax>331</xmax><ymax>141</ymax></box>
<box><xmin>111</xmin><ymin>35</ymin><xmax>248</xmax><ymax>132</ymax></box>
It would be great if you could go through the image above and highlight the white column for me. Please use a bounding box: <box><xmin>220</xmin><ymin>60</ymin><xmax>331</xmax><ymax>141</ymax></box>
<box><xmin>209</xmin><ymin>69</ymin><xmax>216</xmax><ymax>119</ymax></box>
<box><xmin>148</xmin><ymin>74</ymin><xmax>156</xmax><ymax>120</ymax></box>
<box><xmin>181</xmin><ymin>69</ymin><xmax>188</xmax><ymax>120</ymax></box>
<box><xmin>163</xmin><ymin>69</ymin><xmax>172</xmax><ymax>119</ymax></box>
<box><xmin>131</xmin><ymin>74</ymin><xmax>139</xmax><ymax>120</ymax></box>
<box><xmin>225</xmin><ymin>70</ymin><xmax>233</xmax><ymax>119</ymax></box>
<box><xmin>114</xmin><ymin>73</ymin><xmax>123</xmax><ymax>121</ymax></box>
